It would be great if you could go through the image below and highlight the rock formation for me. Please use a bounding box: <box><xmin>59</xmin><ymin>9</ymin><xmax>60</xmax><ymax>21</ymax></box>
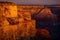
<box><xmin>0</xmin><ymin>2</ymin><xmax>36</xmax><ymax>40</ymax></box>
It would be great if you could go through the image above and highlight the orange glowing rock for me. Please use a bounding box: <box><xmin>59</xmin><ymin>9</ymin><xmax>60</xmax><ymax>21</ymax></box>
<box><xmin>18</xmin><ymin>11</ymin><xmax>31</xmax><ymax>21</ymax></box>
<box><xmin>17</xmin><ymin>6</ymin><xmax>31</xmax><ymax>20</ymax></box>
<box><xmin>25</xmin><ymin>20</ymin><xmax>36</xmax><ymax>37</ymax></box>
<box><xmin>0</xmin><ymin>18</ymin><xmax>9</xmax><ymax>27</ymax></box>
<box><xmin>17</xmin><ymin>10</ymin><xmax>24</xmax><ymax>23</ymax></box>
<box><xmin>19</xmin><ymin>20</ymin><xmax>36</xmax><ymax>37</ymax></box>
<box><xmin>0</xmin><ymin>3</ymin><xmax>37</xmax><ymax>40</ymax></box>
<box><xmin>23</xmin><ymin>11</ymin><xmax>31</xmax><ymax>20</ymax></box>
<box><xmin>3</xmin><ymin>25</ymin><xmax>18</xmax><ymax>40</ymax></box>
<box><xmin>0</xmin><ymin>2</ymin><xmax>17</xmax><ymax>18</ymax></box>
<box><xmin>19</xmin><ymin>17</ymin><xmax>24</xmax><ymax>23</ymax></box>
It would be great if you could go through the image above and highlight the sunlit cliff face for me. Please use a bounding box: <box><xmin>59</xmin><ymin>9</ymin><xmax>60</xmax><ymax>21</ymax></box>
<box><xmin>0</xmin><ymin>3</ymin><xmax>17</xmax><ymax>18</ymax></box>
<box><xmin>0</xmin><ymin>2</ymin><xmax>36</xmax><ymax>40</ymax></box>
<box><xmin>17</xmin><ymin>6</ymin><xmax>36</xmax><ymax>37</ymax></box>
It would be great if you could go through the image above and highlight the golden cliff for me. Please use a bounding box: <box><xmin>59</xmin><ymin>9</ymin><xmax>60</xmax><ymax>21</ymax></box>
<box><xmin>0</xmin><ymin>2</ymin><xmax>36</xmax><ymax>40</ymax></box>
